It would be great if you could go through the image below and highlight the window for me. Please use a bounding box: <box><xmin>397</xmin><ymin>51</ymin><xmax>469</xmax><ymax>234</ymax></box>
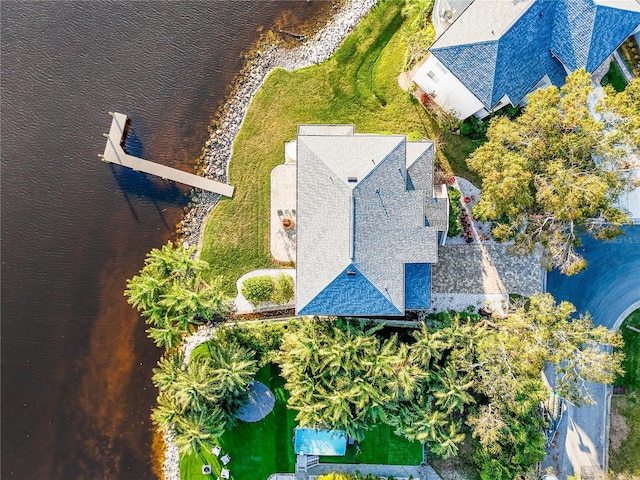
<box><xmin>427</xmin><ymin>70</ymin><xmax>439</xmax><ymax>83</ymax></box>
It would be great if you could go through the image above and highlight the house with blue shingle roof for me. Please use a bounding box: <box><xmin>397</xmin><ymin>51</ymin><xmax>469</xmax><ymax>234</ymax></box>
<box><xmin>295</xmin><ymin>125</ymin><xmax>448</xmax><ymax>317</ymax></box>
<box><xmin>413</xmin><ymin>0</ymin><xmax>640</xmax><ymax>120</ymax></box>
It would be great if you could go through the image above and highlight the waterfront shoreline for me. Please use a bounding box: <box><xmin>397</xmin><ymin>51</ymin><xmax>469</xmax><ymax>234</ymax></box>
<box><xmin>179</xmin><ymin>0</ymin><xmax>378</xmax><ymax>254</ymax></box>
<box><xmin>164</xmin><ymin>2</ymin><xmax>378</xmax><ymax>478</ymax></box>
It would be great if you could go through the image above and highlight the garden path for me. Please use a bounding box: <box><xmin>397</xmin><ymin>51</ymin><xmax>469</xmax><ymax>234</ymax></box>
<box><xmin>300</xmin><ymin>463</ymin><xmax>442</xmax><ymax>480</ymax></box>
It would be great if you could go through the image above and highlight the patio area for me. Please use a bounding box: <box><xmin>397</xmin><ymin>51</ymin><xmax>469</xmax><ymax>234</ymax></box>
<box><xmin>270</xmin><ymin>140</ymin><xmax>298</xmax><ymax>263</ymax></box>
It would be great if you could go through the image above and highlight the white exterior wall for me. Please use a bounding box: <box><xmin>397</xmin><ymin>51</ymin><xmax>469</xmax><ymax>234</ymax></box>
<box><xmin>413</xmin><ymin>54</ymin><xmax>486</xmax><ymax>120</ymax></box>
<box><xmin>616</xmin><ymin>155</ymin><xmax>640</xmax><ymax>223</ymax></box>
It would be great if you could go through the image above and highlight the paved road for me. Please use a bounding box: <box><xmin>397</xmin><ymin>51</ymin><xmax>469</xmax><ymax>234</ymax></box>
<box><xmin>544</xmin><ymin>226</ymin><xmax>640</xmax><ymax>479</ymax></box>
<box><xmin>547</xmin><ymin>225</ymin><xmax>640</xmax><ymax>329</ymax></box>
<box><xmin>542</xmin><ymin>367</ymin><xmax>611</xmax><ymax>480</ymax></box>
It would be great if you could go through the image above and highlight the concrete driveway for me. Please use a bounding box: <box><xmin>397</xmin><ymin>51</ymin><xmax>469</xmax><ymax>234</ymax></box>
<box><xmin>547</xmin><ymin>225</ymin><xmax>640</xmax><ymax>330</ymax></box>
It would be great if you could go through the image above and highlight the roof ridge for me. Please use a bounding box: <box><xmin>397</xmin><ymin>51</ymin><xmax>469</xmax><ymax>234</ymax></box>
<box><xmin>298</xmin><ymin>263</ymin><xmax>402</xmax><ymax>316</ymax></box>
<box><xmin>499</xmin><ymin>0</ymin><xmax>538</xmax><ymax>39</ymax></box>
<box><xmin>297</xmin><ymin>136</ymin><xmax>349</xmax><ymax>190</ymax></box>
<box><xmin>352</xmin><ymin>136</ymin><xmax>405</xmax><ymax>194</ymax></box>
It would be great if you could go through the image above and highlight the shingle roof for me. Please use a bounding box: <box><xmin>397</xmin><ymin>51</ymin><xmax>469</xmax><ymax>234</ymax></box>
<box><xmin>431</xmin><ymin>0</ymin><xmax>533</xmax><ymax>49</ymax></box>
<box><xmin>406</xmin><ymin>141</ymin><xmax>434</xmax><ymax>192</ymax></box>
<box><xmin>551</xmin><ymin>0</ymin><xmax>640</xmax><ymax>72</ymax></box>
<box><xmin>296</xmin><ymin>128</ymin><xmax>440</xmax><ymax>316</ymax></box>
<box><xmin>431</xmin><ymin>0</ymin><xmax>566</xmax><ymax>109</ymax></box>
<box><xmin>429</xmin><ymin>0</ymin><xmax>640</xmax><ymax>111</ymax></box>
<box><xmin>405</xmin><ymin>263</ymin><xmax>432</xmax><ymax>310</ymax></box>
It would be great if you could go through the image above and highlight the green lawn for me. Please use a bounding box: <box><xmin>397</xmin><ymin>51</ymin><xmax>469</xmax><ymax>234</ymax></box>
<box><xmin>618</xmin><ymin>309</ymin><xmax>640</xmax><ymax>391</ymax></box>
<box><xmin>320</xmin><ymin>423</ymin><xmax>423</xmax><ymax>466</ymax></box>
<box><xmin>600</xmin><ymin>60</ymin><xmax>628</xmax><ymax>92</ymax></box>
<box><xmin>609</xmin><ymin>308</ymin><xmax>640</xmax><ymax>476</ymax></box>
<box><xmin>200</xmin><ymin>0</ymin><xmax>481</xmax><ymax>295</ymax></box>
<box><xmin>180</xmin><ymin>363</ymin><xmax>298</xmax><ymax>480</ymax></box>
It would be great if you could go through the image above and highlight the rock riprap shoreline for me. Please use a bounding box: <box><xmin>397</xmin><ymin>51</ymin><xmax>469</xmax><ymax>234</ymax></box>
<box><xmin>164</xmin><ymin>2</ymin><xmax>378</xmax><ymax>479</ymax></box>
<box><xmin>180</xmin><ymin>0</ymin><xmax>378</xmax><ymax>252</ymax></box>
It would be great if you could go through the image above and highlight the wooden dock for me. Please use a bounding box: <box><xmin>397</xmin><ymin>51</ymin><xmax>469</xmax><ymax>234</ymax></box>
<box><xmin>101</xmin><ymin>112</ymin><xmax>234</xmax><ymax>197</ymax></box>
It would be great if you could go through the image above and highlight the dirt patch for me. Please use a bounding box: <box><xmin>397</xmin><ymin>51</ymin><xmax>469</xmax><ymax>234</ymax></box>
<box><xmin>610</xmin><ymin>401</ymin><xmax>631</xmax><ymax>451</ymax></box>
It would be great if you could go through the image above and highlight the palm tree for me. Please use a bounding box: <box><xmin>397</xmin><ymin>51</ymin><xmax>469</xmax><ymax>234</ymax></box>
<box><xmin>152</xmin><ymin>351</ymin><xmax>184</xmax><ymax>391</ymax></box>
<box><xmin>429</xmin><ymin>421</ymin><xmax>465</xmax><ymax>458</ymax></box>
<box><xmin>209</xmin><ymin>342</ymin><xmax>257</xmax><ymax>395</ymax></box>
<box><xmin>147</xmin><ymin>325</ymin><xmax>182</xmax><ymax>350</ymax></box>
<box><xmin>394</xmin><ymin>396</ymin><xmax>445</xmax><ymax>443</ymax></box>
<box><xmin>171</xmin><ymin>355</ymin><xmax>221</xmax><ymax>414</ymax></box>
<box><xmin>151</xmin><ymin>393</ymin><xmax>181</xmax><ymax>432</ymax></box>
<box><xmin>125</xmin><ymin>241</ymin><xmax>232</xmax><ymax>352</ymax></box>
<box><xmin>207</xmin><ymin>341</ymin><xmax>258</xmax><ymax>424</ymax></box>
<box><xmin>390</xmin><ymin>343</ymin><xmax>425</xmax><ymax>401</ymax></box>
<box><xmin>173</xmin><ymin>406</ymin><xmax>224</xmax><ymax>456</ymax></box>
<box><xmin>433</xmin><ymin>365</ymin><xmax>475</xmax><ymax>415</ymax></box>
<box><xmin>410</xmin><ymin>323</ymin><xmax>447</xmax><ymax>369</ymax></box>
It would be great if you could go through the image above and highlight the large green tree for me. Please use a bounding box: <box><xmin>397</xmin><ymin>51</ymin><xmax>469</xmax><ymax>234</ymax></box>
<box><xmin>125</xmin><ymin>241</ymin><xmax>230</xmax><ymax>349</ymax></box>
<box><xmin>468</xmin><ymin>71</ymin><xmax>639</xmax><ymax>274</ymax></box>
<box><xmin>465</xmin><ymin>294</ymin><xmax>623</xmax><ymax>478</ymax></box>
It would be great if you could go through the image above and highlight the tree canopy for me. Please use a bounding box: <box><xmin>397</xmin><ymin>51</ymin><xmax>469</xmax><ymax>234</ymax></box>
<box><xmin>125</xmin><ymin>241</ymin><xmax>231</xmax><ymax>349</ymax></box>
<box><xmin>468</xmin><ymin>70</ymin><xmax>639</xmax><ymax>274</ymax></box>
<box><xmin>276</xmin><ymin>295</ymin><xmax>623</xmax><ymax>477</ymax></box>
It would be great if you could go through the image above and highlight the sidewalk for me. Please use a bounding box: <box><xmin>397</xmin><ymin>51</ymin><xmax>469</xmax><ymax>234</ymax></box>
<box><xmin>300</xmin><ymin>463</ymin><xmax>442</xmax><ymax>480</ymax></box>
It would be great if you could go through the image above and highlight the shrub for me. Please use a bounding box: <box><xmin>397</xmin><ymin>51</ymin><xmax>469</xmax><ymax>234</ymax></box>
<box><xmin>447</xmin><ymin>186</ymin><xmax>463</xmax><ymax>237</ymax></box>
<box><xmin>460</xmin><ymin>115</ymin><xmax>488</xmax><ymax>139</ymax></box>
<box><xmin>241</xmin><ymin>276</ymin><xmax>274</xmax><ymax>307</ymax></box>
<box><xmin>407</xmin><ymin>130</ymin><xmax>424</xmax><ymax>141</ymax></box>
<box><xmin>272</xmin><ymin>274</ymin><xmax>295</xmax><ymax>304</ymax></box>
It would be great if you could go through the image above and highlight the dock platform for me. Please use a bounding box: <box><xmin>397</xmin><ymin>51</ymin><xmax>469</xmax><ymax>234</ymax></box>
<box><xmin>101</xmin><ymin>112</ymin><xmax>234</xmax><ymax>197</ymax></box>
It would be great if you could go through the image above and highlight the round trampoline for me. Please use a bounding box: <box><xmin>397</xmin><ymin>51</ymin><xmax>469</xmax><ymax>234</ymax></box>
<box><xmin>235</xmin><ymin>381</ymin><xmax>275</xmax><ymax>422</ymax></box>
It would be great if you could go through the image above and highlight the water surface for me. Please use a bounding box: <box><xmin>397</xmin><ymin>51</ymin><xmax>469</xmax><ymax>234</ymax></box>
<box><xmin>1</xmin><ymin>2</ymin><xmax>329</xmax><ymax>478</ymax></box>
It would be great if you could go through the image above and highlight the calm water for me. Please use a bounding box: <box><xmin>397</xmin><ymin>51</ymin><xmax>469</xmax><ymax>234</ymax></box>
<box><xmin>1</xmin><ymin>2</ymin><xmax>329</xmax><ymax>478</ymax></box>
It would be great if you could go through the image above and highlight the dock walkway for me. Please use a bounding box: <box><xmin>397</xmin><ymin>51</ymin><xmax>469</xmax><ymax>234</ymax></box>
<box><xmin>101</xmin><ymin>112</ymin><xmax>234</xmax><ymax>197</ymax></box>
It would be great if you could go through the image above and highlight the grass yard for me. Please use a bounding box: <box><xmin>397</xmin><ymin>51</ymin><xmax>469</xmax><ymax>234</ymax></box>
<box><xmin>180</xmin><ymin>358</ymin><xmax>424</xmax><ymax>480</ymax></box>
<box><xmin>320</xmin><ymin>423</ymin><xmax>423</xmax><ymax>466</ymax></box>
<box><xmin>200</xmin><ymin>0</ymin><xmax>481</xmax><ymax>294</ymax></box>
<box><xmin>600</xmin><ymin>60</ymin><xmax>628</xmax><ymax>92</ymax></box>
<box><xmin>609</xmin><ymin>308</ymin><xmax>640</xmax><ymax>476</ymax></box>
<box><xmin>180</xmin><ymin>363</ymin><xmax>298</xmax><ymax>480</ymax></box>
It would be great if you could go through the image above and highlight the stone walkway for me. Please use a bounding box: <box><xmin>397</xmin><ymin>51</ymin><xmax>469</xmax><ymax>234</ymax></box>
<box><xmin>300</xmin><ymin>463</ymin><xmax>442</xmax><ymax>480</ymax></box>
<box><xmin>432</xmin><ymin>244</ymin><xmax>544</xmax><ymax>295</ymax></box>
<box><xmin>430</xmin><ymin>177</ymin><xmax>544</xmax><ymax>313</ymax></box>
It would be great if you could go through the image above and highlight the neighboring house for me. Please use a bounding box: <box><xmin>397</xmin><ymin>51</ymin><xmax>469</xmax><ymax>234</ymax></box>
<box><xmin>414</xmin><ymin>0</ymin><xmax>640</xmax><ymax>120</ymax></box>
<box><xmin>295</xmin><ymin>125</ymin><xmax>448</xmax><ymax>317</ymax></box>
